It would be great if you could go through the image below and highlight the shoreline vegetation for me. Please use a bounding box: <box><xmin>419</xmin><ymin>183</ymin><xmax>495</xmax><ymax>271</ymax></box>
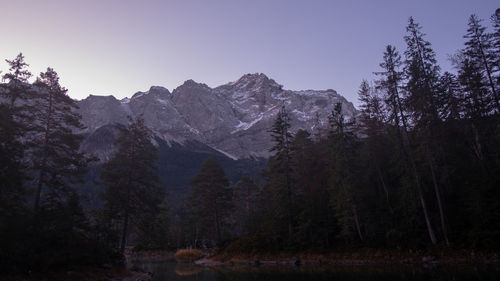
<box><xmin>6</xmin><ymin>249</ymin><xmax>499</xmax><ymax>280</ymax></box>
<box><xmin>200</xmin><ymin>250</ymin><xmax>500</xmax><ymax>267</ymax></box>
<box><xmin>133</xmin><ymin>248</ymin><xmax>500</xmax><ymax>267</ymax></box>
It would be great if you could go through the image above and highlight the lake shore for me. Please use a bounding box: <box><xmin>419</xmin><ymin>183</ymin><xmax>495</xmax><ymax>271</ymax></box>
<box><xmin>194</xmin><ymin>249</ymin><xmax>500</xmax><ymax>268</ymax></box>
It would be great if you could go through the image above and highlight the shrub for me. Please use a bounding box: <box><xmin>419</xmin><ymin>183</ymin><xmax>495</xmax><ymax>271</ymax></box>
<box><xmin>174</xmin><ymin>249</ymin><xmax>204</xmax><ymax>263</ymax></box>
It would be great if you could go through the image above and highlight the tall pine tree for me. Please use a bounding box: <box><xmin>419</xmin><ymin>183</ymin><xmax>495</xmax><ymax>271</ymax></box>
<box><xmin>268</xmin><ymin>105</ymin><xmax>295</xmax><ymax>241</ymax></box>
<box><xmin>31</xmin><ymin>67</ymin><xmax>87</xmax><ymax>211</ymax></box>
<box><xmin>189</xmin><ymin>158</ymin><xmax>232</xmax><ymax>244</ymax></box>
<box><xmin>101</xmin><ymin>117</ymin><xmax>164</xmax><ymax>252</ymax></box>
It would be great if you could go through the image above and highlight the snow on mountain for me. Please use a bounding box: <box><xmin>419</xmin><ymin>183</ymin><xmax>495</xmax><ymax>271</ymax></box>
<box><xmin>77</xmin><ymin>73</ymin><xmax>357</xmax><ymax>159</ymax></box>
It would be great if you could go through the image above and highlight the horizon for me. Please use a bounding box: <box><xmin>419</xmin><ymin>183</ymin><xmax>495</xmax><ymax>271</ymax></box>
<box><xmin>80</xmin><ymin>72</ymin><xmax>346</xmax><ymax>102</ymax></box>
<box><xmin>1</xmin><ymin>0</ymin><xmax>498</xmax><ymax>106</ymax></box>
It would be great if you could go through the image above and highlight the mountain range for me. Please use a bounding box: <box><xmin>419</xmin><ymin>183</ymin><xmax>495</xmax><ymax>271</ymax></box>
<box><xmin>77</xmin><ymin>73</ymin><xmax>357</xmax><ymax>161</ymax></box>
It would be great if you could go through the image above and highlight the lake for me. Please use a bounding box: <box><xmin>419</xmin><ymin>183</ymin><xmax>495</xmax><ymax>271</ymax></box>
<box><xmin>131</xmin><ymin>261</ymin><xmax>500</xmax><ymax>281</ymax></box>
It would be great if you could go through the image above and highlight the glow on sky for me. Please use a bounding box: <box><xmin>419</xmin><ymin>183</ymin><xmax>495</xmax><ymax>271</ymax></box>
<box><xmin>0</xmin><ymin>0</ymin><xmax>497</xmax><ymax>105</ymax></box>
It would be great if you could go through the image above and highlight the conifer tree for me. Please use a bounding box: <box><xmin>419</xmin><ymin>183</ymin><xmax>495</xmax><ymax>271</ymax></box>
<box><xmin>2</xmin><ymin>53</ymin><xmax>32</xmax><ymax>108</ymax></box>
<box><xmin>439</xmin><ymin>72</ymin><xmax>464</xmax><ymax>120</ymax></box>
<box><xmin>404</xmin><ymin>17</ymin><xmax>441</xmax><ymax>125</ymax></box>
<box><xmin>134</xmin><ymin>199</ymin><xmax>170</xmax><ymax>250</ymax></box>
<box><xmin>189</xmin><ymin>158</ymin><xmax>232</xmax><ymax>243</ymax></box>
<box><xmin>232</xmin><ymin>176</ymin><xmax>259</xmax><ymax>234</ymax></box>
<box><xmin>375</xmin><ymin>45</ymin><xmax>406</xmax><ymax>130</ymax></box>
<box><xmin>31</xmin><ymin>68</ymin><xmax>87</xmax><ymax>211</ymax></box>
<box><xmin>463</xmin><ymin>14</ymin><xmax>499</xmax><ymax>112</ymax></box>
<box><xmin>101</xmin><ymin>117</ymin><xmax>164</xmax><ymax>252</ymax></box>
<box><xmin>458</xmin><ymin>57</ymin><xmax>490</xmax><ymax>118</ymax></box>
<box><xmin>357</xmin><ymin>81</ymin><xmax>393</xmax><ymax>216</ymax></box>
<box><xmin>0</xmin><ymin>53</ymin><xmax>33</xmax><ymax>207</ymax></box>
<box><xmin>491</xmin><ymin>9</ymin><xmax>500</xmax><ymax>83</ymax></box>
<box><xmin>404</xmin><ymin>18</ymin><xmax>449</xmax><ymax>245</ymax></box>
<box><xmin>328</xmin><ymin>103</ymin><xmax>364</xmax><ymax>242</ymax></box>
<box><xmin>268</xmin><ymin>105</ymin><xmax>295</xmax><ymax>240</ymax></box>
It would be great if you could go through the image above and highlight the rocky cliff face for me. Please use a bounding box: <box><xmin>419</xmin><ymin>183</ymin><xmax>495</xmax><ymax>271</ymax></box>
<box><xmin>77</xmin><ymin>73</ymin><xmax>357</xmax><ymax>159</ymax></box>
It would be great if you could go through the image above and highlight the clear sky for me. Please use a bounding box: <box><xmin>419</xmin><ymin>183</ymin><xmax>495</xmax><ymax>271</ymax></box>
<box><xmin>0</xmin><ymin>0</ymin><xmax>497</xmax><ymax>105</ymax></box>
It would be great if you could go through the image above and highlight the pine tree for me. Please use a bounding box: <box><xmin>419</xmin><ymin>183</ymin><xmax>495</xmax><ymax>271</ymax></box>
<box><xmin>31</xmin><ymin>68</ymin><xmax>88</xmax><ymax>211</ymax></box>
<box><xmin>458</xmin><ymin>57</ymin><xmax>490</xmax><ymax>117</ymax></box>
<box><xmin>0</xmin><ymin>104</ymin><xmax>25</xmax><ymax>213</ymax></box>
<box><xmin>439</xmin><ymin>72</ymin><xmax>464</xmax><ymax>120</ymax></box>
<box><xmin>268</xmin><ymin>105</ymin><xmax>295</xmax><ymax>240</ymax></box>
<box><xmin>232</xmin><ymin>176</ymin><xmax>259</xmax><ymax>234</ymax></box>
<box><xmin>135</xmin><ymin>198</ymin><xmax>170</xmax><ymax>250</ymax></box>
<box><xmin>2</xmin><ymin>53</ymin><xmax>32</xmax><ymax>108</ymax></box>
<box><xmin>101</xmin><ymin>117</ymin><xmax>164</xmax><ymax>252</ymax></box>
<box><xmin>328</xmin><ymin>103</ymin><xmax>364</xmax><ymax>242</ymax></box>
<box><xmin>189</xmin><ymin>158</ymin><xmax>232</xmax><ymax>243</ymax></box>
<box><xmin>404</xmin><ymin>17</ymin><xmax>451</xmax><ymax>245</ymax></box>
<box><xmin>463</xmin><ymin>14</ymin><xmax>499</xmax><ymax>112</ymax></box>
<box><xmin>0</xmin><ymin>53</ymin><xmax>33</xmax><ymax>210</ymax></box>
<box><xmin>357</xmin><ymin>80</ymin><xmax>394</xmax><ymax>220</ymax></box>
<box><xmin>491</xmin><ymin>9</ymin><xmax>500</xmax><ymax>85</ymax></box>
<box><xmin>290</xmin><ymin>129</ymin><xmax>336</xmax><ymax>248</ymax></box>
<box><xmin>375</xmin><ymin>45</ymin><xmax>405</xmax><ymax>129</ymax></box>
<box><xmin>404</xmin><ymin>17</ymin><xmax>441</xmax><ymax>126</ymax></box>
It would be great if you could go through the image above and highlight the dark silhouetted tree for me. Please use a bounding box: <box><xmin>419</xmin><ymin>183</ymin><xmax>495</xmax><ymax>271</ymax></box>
<box><xmin>101</xmin><ymin>117</ymin><xmax>164</xmax><ymax>252</ymax></box>
<box><xmin>31</xmin><ymin>67</ymin><xmax>88</xmax><ymax>211</ymax></box>
<box><xmin>267</xmin><ymin>105</ymin><xmax>295</xmax><ymax>241</ymax></box>
<box><xmin>189</xmin><ymin>158</ymin><xmax>232</xmax><ymax>244</ymax></box>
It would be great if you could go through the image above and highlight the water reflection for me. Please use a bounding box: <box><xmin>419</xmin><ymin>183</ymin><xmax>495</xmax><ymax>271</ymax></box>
<box><xmin>132</xmin><ymin>261</ymin><xmax>500</xmax><ymax>281</ymax></box>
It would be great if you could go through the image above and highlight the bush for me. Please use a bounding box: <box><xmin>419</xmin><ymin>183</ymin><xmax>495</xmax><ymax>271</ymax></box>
<box><xmin>174</xmin><ymin>249</ymin><xmax>204</xmax><ymax>263</ymax></box>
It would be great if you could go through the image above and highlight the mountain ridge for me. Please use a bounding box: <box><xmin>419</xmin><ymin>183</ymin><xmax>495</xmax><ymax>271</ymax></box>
<box><xmin>77</xmin><ymin>73</ymin><xmax>357</xmax><ymax>159</ymax></box>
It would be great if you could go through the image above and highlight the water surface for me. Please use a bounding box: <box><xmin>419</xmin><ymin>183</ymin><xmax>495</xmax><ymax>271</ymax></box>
<box><xmin>132</xmin><ymin>261</ymin><xmax>500</xmax><ymax>281</ymax></box>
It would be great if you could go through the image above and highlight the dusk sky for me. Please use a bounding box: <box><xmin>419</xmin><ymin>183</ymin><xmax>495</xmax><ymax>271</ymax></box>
<box><xmin>0</xmin><ymin>0</ymin><xmax>497</xmax><ymax>106</ymax></box>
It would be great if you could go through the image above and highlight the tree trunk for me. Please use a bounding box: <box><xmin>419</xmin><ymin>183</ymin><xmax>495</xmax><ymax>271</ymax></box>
<box><xmin>428</xmin><ymin>155</ymin><xmax>450</xmax><ymax>246</ymax></box>
<box><xmin>395</xmin><ymin>86</ymin><xmax>438</xmax><ymax>245</ymax></box>
<box><xmin>375</xmin><ymin>162</ymin><xmax>393</xmax><ymax>213</ymax></box>
<box><xmin>477</xmin><ymin>37</ymin><xmax>500</xmax><ymax>112</ymax></box>
<box><xmin>34</xmin><ymin>168</ymin><xmax>46</xmax><ymax>211</ymax></box>
<box><xmin>352</xmin><ymin>204</ymin><xmax>364</xmax><ymax>241</ymax></box>
<box><xmin>285</xmin><ymin>153</ymin><xmax>293</xmax><ymax>239</ymax></box>
<box><xmin>416</xmin><ymin>182</ymin><xmax>437</xmax><ymax>244</ymax></box>
<box><xmin>215</xmin><ymin>207</ymin><xmax>221</xmax><ymax>243</ymax></box>
<box><xmin>34</xmin><ymin>90</ymin><xmax>54</xmax><ymax>211</ymax></box>
<box><xmin>120</xmin><ymin>210</ymin><xmax>129</xmax><ymax>253</ymax></box>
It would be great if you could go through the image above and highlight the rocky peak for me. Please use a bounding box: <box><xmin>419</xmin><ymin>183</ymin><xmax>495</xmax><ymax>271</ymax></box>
<box><xmin>148</xmin><ymin>86</ymin><xmax>170</xmax><ymax>96</ymax></box>
<box><xmin>128</xmin><ymin>86</ymin><xmax>171</xmax><ymax>104</ymax></box>
<box><xmin>78</xmin><ymin>94</ymin><xmax>128</xmax><ymax>133</ymax></box>
<box><xmin>174</xmin><ymin>79</ymin><xmax>210</xmax><ymax>92</ymax></box>
<box><xmin>84</xmin><ymin>94</ymin><xmax>118</xmax><ymax>102</ymax></box>
<box><xmin>221</xmin><ymin>73</ymin><xmax>282</xmax><ymax>92</ymax></box>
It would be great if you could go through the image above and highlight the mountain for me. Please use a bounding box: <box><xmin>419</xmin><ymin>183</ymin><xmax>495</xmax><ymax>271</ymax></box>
<box><xmin>77</xmin><ymin>73</ymin><xmax>357</xmax><ymax>160</ymax></box>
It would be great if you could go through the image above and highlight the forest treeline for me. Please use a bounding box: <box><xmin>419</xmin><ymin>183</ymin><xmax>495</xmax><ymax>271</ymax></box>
<box><xmin>1</xmin><ymin>10</ymin><xmax>499</xmax><ymax>274</ymax></box>
<box><xmin>0</xmin><ymin>52</ymin><xmax>171</xmax><ymax>272</ymax></box>
<box><xmin>182</xmin><ymin>12</ymin><xmax>500</xmax><ymax>251</ymax></box>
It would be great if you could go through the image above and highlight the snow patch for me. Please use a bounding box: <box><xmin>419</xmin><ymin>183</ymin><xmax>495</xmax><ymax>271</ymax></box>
<box><xmin>184</xmin><ymin>124</ymin><xmax>200</xmax><ymax>135</ymax></box>
<box><xmin>156</xmin><ymin>98</ymin><xmax>169</xmax><ymax>105</ymax></box>
<box><xmin>292</xmin><ymin>109</ymin><xmax>309</xmax><ymax>121</ymax></box>
<box><xmin>212</xmin><ymin>147</ymin><xmax>238</xmax><ymax>160</ymax></box>
<box><xmin>231</xmin><ymin>114</ymin><xmax>263</xmax><ymax>134</ymax></box>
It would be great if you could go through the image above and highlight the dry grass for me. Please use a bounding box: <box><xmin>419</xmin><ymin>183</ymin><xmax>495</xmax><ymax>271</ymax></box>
<box><xmin>175</xmin><ymin>249</ymin><xmax>205</xmax><ymax>263</ymax></box>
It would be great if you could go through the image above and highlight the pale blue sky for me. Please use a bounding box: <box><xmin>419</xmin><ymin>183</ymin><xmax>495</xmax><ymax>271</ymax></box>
<box><xmin>0</xmin><ymin>0</ymin><xmax>497</xmax><ymax>105</ymax></box>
